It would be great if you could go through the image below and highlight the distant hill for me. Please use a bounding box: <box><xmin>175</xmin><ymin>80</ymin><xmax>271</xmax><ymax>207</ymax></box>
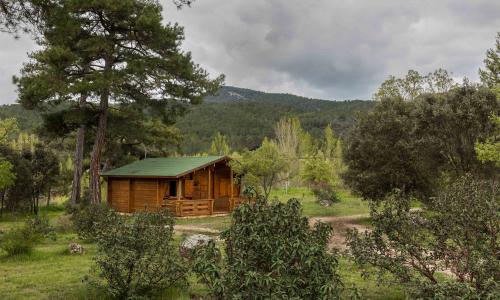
<box><xmin>178</xmin><ymin>86</ymin><xmax>374</xmax><ymax>153</ymax></box>
<box><xmin>0</xmin><ymin>86</ymin><xmax>375</xmax><ymax>153</ymax></box>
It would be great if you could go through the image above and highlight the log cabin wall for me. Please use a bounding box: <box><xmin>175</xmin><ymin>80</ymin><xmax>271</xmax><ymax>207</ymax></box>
<box><xmin>108</xmin><ymin>178</ymin><xmax>130</xmax><ymax>212</ymax></box>
<box><xmin>108</xmin><ymin>178</ymin><xmax>164</xmax><ymax>213</ymax></box>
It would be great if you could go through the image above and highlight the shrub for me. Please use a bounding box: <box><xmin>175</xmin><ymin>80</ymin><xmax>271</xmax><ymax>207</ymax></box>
<box><xmin>0</xmin><ymin>226</ymin><xmax>38</xmax><ymax>255</ymax></box>
<box><xmin>347</xmin><ymin>175</ymin><xmax>499</xmax><ymax>299</ymax></box>
<box><xmin>193</xmin><ymin>198</ymin><xmax>345</xmax><ymax>299</ymax></box>
<box><xmin>311</xmin><ymin>182</ymin><xmax>340</xmax><ymax>203</ymax></box>
<box><xmin>72</xmin><ymin>204</ymin><xmax>114</xmax><ymax>241</ymax></box>
<box><xmin>0</xmin><ymin>215</ymin><xmax>53</xmax><ymax>256</ymax></box>
<box><xmin>91</xmin><ymin>209</ymin><xmax>187</xmax><ymax>299</ymax></box>
<box><xmin>54</xmin><ymin>214</ymin><xmax>73</xmax><ymax>233</ymax></box>
<box><xmin>25</xmin><ymin>215</ymin><xmax>56</xmax><ymax>240</ymax></box>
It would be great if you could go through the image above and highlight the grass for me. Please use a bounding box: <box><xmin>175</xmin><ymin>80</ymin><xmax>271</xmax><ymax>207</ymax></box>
<box><xmin>0</xmin><ymin>188</ymin><xmax>408</xmax><ymax>299</ymax></box>
<box><xmin>339</xmin><ymin>258</ymin><xmax>404</xmax><ymax>299</ymax></box>
<box><xmin>0</xmin><ymin>233</ymin><xmax>405</xmax><ymax>299</ymax></box>
<box><xmin>175</xmin><ymin>214</ymin><xmax>231</xmax><ymax>232</ymax></box>
<box><xmin>270</xmin><ymin>186</ymin><xmax>371</xmax><ymax>217</ymax></box>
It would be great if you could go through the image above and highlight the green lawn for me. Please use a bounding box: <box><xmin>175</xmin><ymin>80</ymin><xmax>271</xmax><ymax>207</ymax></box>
<box><xmin>271</xmin><ymin>187</ymin><xmax>371</xmax><ymax>217</ymax></box>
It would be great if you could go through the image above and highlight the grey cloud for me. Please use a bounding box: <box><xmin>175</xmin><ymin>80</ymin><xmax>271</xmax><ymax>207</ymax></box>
<box><xmin>0</xmin><ymin>0</ymin><xmax>499</xmax><ymax>104</ymax></box>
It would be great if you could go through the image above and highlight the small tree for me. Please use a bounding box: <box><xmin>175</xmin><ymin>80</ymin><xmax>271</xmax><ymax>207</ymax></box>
<box><xmin>274</xmin><ymin>116</ymin><xmax>302</xmax><ymax>192</ymax></box>
<box><xmin>230</xmin><ymin>138</ymin><xmax>288</xmax><ymax>200</ymax></box>
<box><xmin>193</xmin><ymin>198</ymin><xmax>345</xmax><ymax>299</ymax></box>
<box><xmin>347</xmin><ymin>175</ymin><xmax>499</xmax><ymax>299</ymax></box>
<box><xmin>0</xmin><ymin>159</ymin><xmax>15</xmax><ymax>217</ymax></box>
<box><xmin>476</xmin><ymin>114</ymin><xmax>500</xmax><ymax>166</ymax></box>
<box><xmin>209</xmin><ymin>132</ymin><xmax>230</xmax><ymax>156</ymax></box>
<box><xmin>25</xmin><ymin>145</ymin><xmax>59</xmax><ymax>214</ymax></box>
<box><xmin>91</xmin><ymin>209</ymin><xmax>186</xmax><ymax>299</ymax></box>
<box><xmin>302</xmin><ymin>152</ymin><xmax>339</xmax><ymax>203</ymax></box>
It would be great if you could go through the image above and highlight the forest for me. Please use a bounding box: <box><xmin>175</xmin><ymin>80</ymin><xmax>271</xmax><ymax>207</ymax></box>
<box><xmin>0</xmin><ymin>1</ymin><xmax>499</xmax><ymax>299</ymax></box>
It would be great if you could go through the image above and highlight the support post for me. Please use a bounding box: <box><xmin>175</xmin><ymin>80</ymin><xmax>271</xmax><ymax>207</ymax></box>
<box><xmin>177</xmin><ymin>179</ymin><xmax>182</xmax><ymax>200</ymax></box>
<box><xmin>230</xmin><ymin>168</ymin><xmax>234</xmax><ymax>210</ymax></box>
<box><xmin>128</xmin><ymin>179</ymin><xmax>132</xmax><ymax>213</ymax></box>
<box><xmin>156</xmin><ymin>179</ymin><xmax>160</xmax><ymax>209</ymax></box>
<box><xmin>208</xmin><ymin>168</ymin><xmax>212</xmax><ymax>199</ymax></box>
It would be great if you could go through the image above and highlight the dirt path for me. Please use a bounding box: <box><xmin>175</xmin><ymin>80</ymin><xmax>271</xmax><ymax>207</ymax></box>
<box><xmin>174</xmin><ymin>224</ymin><xmax>221</xmax><ymax>235</ymax></box>
<box><xmin>174</xmin><ymin>213</ymin><xmax>372</xmax><ymax>250</ymax></box>
<box><xmin>310</xmin><ymin>213</ymin><xmax>371</xmax><ymax>250</ymax></box>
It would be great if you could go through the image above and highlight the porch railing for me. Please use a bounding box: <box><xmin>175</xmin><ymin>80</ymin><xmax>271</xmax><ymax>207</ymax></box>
<box><xmin>162</xmin><ymin>197</ymin><xmax>247</xmax><ymax>217</ymax></box>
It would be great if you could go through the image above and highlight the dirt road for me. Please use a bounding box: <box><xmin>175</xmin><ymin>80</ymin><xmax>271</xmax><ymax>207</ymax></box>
<box><xmin>174</xmin><ymin>213</ymin><xmax>372</xmax><ymax>249</ymax></box>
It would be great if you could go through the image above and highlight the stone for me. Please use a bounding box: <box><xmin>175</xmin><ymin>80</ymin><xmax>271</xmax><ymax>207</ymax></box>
<box><xmin>319</xmin><ymin>199</ymin><xmax>333</xmax><ymax>207</ymax></box>
<box><xmin>179</xmin><ymin>234</ymin><xmax>212</xmax><ymax>258</ymax></box>
<box><xmin>69</xmin><ymin>242</ymin><xmax>85</xmax><ymax>254</ymax></box>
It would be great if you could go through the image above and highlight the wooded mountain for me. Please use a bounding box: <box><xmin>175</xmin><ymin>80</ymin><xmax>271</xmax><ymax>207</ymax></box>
<box><xmin>178</xmin><ymin>86</ymin><xmax>374</xmax><ymax>153</ymax></box>
<box><xmin>0</xmin><ymin>86</ymin><xmax>374</xmax><ymax>154</ymax></box>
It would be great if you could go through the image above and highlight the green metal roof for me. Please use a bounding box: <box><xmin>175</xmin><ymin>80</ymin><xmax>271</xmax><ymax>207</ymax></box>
<box><xmin>101</xmin><ymin>156</ymin><xmax>227</xmax><ymax>178</ymax></box>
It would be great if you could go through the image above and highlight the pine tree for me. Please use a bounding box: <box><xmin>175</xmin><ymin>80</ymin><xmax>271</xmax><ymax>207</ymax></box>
<box><xmin>16</xmin><ymin>0</ymin><xmax>223</xmax><ymax>204</ymax></box>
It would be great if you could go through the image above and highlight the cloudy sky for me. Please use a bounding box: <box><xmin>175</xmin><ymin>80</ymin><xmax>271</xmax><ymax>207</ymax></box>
<box><xmin>0</xmin><ymin>0</ymin><xmax>499</xmax><ymax>104</ymax></box>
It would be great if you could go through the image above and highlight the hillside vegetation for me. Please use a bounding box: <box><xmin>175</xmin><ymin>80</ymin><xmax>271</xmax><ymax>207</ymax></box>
<box><xmin>0</xmin><ymin>86</ymin><xmax>374</xmax><ymax>154</ymax></box>
<box><xmin>178</xmin><ymin>86</ymin><xmax>373</xmax><ymax>153</ymax></box>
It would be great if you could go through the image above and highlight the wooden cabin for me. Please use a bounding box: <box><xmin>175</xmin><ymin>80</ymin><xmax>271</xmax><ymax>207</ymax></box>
<box><xmin>101</xmin><ymin>156</ymin><xmax>243</xmax><ymax>217</ymax></box>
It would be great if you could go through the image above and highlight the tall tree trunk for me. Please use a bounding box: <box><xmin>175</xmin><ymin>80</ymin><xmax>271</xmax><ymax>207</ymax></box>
<box><xmin>70</xmin><ymin>92</ymin><xmax>88</xmax><ymax>205</ymax></box>
<box><xmin>89</xmin><ymin>90</ymin><xmax>109</xmax><ymax>204</ymax></box>
<box><xmin>70</xmin><ymin>125</ymin><xmax>85</xmax><ymax>205</ymax></box>
<box><xmin>46</xmin><ymin>186</ymin><xmax>51</xmax><ymax>206</ymax></box>
<box><xmin>0</xmin><ymin>191</ymin><xmax>4</xmax><ymax>218</ymax></box>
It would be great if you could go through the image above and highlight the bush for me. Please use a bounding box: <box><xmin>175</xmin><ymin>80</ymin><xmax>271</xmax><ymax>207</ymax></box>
<box><xmin>25</xmin><ymin>215</ymin><xmax>56</xmax><ymax>240</ymax></box>
<box><xmin>54</xmin><ymin>214</ymin><xmax>73</xmax><ymax>233</ymax></box>
<box><xmin>90</xmin><ymin>209</ymin><xmax>187</xmax><ymax>299</ymax></box>
<box><xmin>0</xmin><ymin>226</ymin><xmax>38</xmax><ymax>255</ymax></box>
<box><xmin>72</xmin><ymin>204</ymin><xmax>114</xmax><ymax>241</ymax></box>
<box><xmin>193</xmin><ymin>198</ymin><xmax>345</xmax><ymax>299</ymax></box>
<box><xmin>347</xmin><ymin>175</ymin><xmax>499</xmax><ymax>299</ymax></box>
<box><xmin>311</xmin><ymin>182</ymin><xmax>340</xmax><ymax>203</ymax></box>
<box><xmin>0</xmin><ymin>215</ymin><xmax>53</xmax><ymax>256</ymax></box>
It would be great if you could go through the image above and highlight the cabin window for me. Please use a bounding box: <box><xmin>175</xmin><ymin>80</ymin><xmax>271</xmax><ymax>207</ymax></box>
<box><xmin>169</xmin><ymin>181</ymin><xmax>177</xmax><ymax>197</ymax></box>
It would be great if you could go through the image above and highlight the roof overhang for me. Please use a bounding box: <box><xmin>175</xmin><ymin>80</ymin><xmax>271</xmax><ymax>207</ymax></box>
<box><xmin>101</xmin><ymin>155</ymin><xmax>231</xmax><ymax>178</ymax></box>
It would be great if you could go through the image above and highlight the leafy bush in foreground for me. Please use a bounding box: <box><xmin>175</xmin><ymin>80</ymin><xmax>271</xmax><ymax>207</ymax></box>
<box><xmin>193</xmin><ymin>198</ymin><xmax>345</xmax><ymax>299</ymax></box>
<box><xmin>347</xmin><ymin>175</ymin><xmax>499</xmax><ymax>299</ymax></box>
<box><xmin>90</xmin><ymin>209</ymin><xmax>186</xmax><ymax>299</ymax></box>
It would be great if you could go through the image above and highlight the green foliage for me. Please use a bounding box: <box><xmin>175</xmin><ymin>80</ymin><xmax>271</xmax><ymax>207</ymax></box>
<box><xmin>230</xmin><ymin>138</ymin><xmax>288</xmax><ymax>199</ymax></box>
<box><xmin>344</xmin><ymin>84</ymin><xmax>500</xmax><ymax>202</ymax></box>
<box><xmin>0</xmin><ymin>226</ymin><xmax>38</xmax><ymax>256</ymax></box>
<box><xmin>479</xmin><ymin>33</ymin><xmax>500</xmax><ymax>89</ymax></box>
<box><xmin>25</xmin><ymin>214</ymin><xmax>56</xmax><ymax>240</ymax></box>
<box><xmin>0</xmin><ymin>118</ymin><xmax>18</xmax><ymax>143</ymax></box>
<box><xmin>310</xmin><ymin>183</ymin><xmax>340</xmax><ymax>204</ymax></box>
<box><xmin>374</xmin><ymin>69</ymin><xmax>455</xmax><ymax>101</ymax></box>
<box><xmin>193</xmin><ymin>198</ymin><xmax>344</xmax><ymax>299</ymax></box>
<box><xmin>347</xmin><ymin>175</ymin><xmax>499</xmax><ymax>299</ymax></box>
<box><xmin>71</xmin><ymin>204</ymin><xmax>115</xmax><ymax>242</ymax></box>
<box><xmin>209</xmin><ymin>132</ymin><xmax>231</xmax><ymax>156</ymax></box>
<box><xmin>0</xmin><ymin>215</ymin><xmax>54</xmax><ymax>256</ymax></box>
<box><xmin>0</xmin><ymin>159</ymin><xmax>15</xmax><ymax>191</ymax></box>
<box><xmin>476</xmin><ymin>114</ymin><xmax>500</xmax><ymax>166</ymax></box>
<box><xmin>302</xmin><ymin>152</ymin><xmax>335</xmax><ymax>186</ymax></box>
<box><xmin>178</xmin><ymin>86</ymin><xmax>374</xmax><ymax>153</ymax></box>
<box><xmin>90</xmin><ymin>209</ymin><xmax>187</xmax><ymax>299</ymax></box>
<box><xmin>0</xmin><ymin>145</ymin><xmax>33</xmax><ymax>211</ymax></box>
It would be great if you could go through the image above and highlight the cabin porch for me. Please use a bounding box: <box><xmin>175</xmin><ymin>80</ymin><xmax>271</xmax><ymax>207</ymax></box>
<box><xmin>162</xmin><ymin>197</ymin><xmax>247</xmax><ymax>217</ymax></box>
